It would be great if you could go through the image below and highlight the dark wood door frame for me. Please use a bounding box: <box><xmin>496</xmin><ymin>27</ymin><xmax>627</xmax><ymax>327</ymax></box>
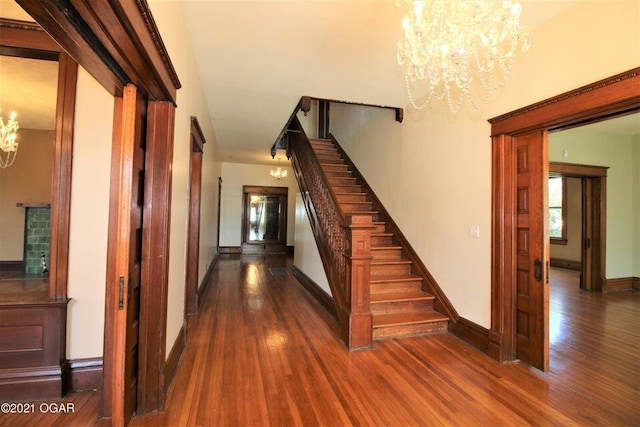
<box><xmin>16</xmin><ymin>1</ymin><xmax>182</xmax><ymax>424</ymax></box>
<box><xmin>488</xmin><ymin>68</ymin><xmax>640</xmax><ymax>365</ymax></box>
<box><xmin>217</xmin><ymin>177</ymin><xmax>223</xmax><ymax>254</ymax></box>
<box><xmin>185</xmin><ymin>117</ymin><xmax>206</xmax><ymax>317</ymax></box>
<box><xmin>549</xmin><ymin>162</ymin><xmax>608</xmax><ymax>292</ymax></box>
<box><xmin>241</xmin><ymin>186</ymin><xmax>288</xmax><ymax>254</ymax></box>
<box><xmin>0</xmin><ymin>18</ymin><xmax>77</xmax><ymax>301</ymax></box>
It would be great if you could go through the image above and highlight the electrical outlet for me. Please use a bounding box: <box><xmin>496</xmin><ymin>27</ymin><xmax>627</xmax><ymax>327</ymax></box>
<box><xmin>469</xmin><ymin>225</ymin><xmax>480</xmax><ymax>238</ymax></box>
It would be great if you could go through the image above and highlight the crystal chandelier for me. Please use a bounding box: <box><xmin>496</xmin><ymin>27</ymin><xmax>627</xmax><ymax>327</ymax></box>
<box><xmin>0</xmin><ymin>111</ymin><xmax>20</xmax><ymax>168</ymax></box>
<box><xmin>270</xmin><ymin>157</ymin><xmax>288</xmax><ymax>180</ymax></box>
<box><xmin>270</xmin><ymin>167</ymin><xmax>287</xmax><ymax>180</ymax></box>
<box><xmin>397</xmin><ymin>0</ymin><xmax>531</xmax><ymax>112</ymax></box>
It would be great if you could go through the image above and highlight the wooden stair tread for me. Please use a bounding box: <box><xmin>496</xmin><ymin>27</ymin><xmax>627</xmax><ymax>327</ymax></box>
<box><xmin>370</xmin><ymin>274</ymin><xmax>422</xmax><ymax>283</ymax></box>
<box><xmin>370</xmin><ymin>290</ymin><xmax>434</xmax><ymax>303</ymax></box>
<box><xmin>372</xmin><ymin>246</ymin><xmax>402</xmax><ymax>250</ymax></box>
<box><xmin>373</xmin><ymin>311</ymin><xmax>449</xmax><ymax>327</ymax></box>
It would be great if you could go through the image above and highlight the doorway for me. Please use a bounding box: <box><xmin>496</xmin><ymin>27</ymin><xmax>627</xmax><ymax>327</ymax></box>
<box><xmin>549</xmin><ymin>162</ymin><xmax>608</xmax><ymax>292</ymax></box>
<box><xmin>241</xmin><ymin>185</ymin><xmax>288</xmax><ymax>254</ymax></box>
<box><xmin>489</xmin><ymin>67</ymin><xmax>640</xmax><ymax>371</ymax></box>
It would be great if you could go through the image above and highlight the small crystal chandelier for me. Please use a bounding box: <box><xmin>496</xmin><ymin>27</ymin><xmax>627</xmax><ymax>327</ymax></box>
<box><xmin>397</xmin><ymin>0</ymin><xmax>531</xmax><ymax>112</ymax></box>
<box><xmin>270</xmin><ymin>157</ymin><xmax>288</xmax><ymax>180</ymax></box>
<box><xmin>0</xmin><ymin>111</ymin><xmax>20</xmax><ymax>168</ymax></box>
<box><xmin>270</xmin><ymin>167</ymin><xmax>288</xmax><ymax>180</ymax></box>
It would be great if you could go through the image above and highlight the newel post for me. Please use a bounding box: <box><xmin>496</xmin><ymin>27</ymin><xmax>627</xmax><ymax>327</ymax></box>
<box><xmin>344</xmin><ymin>214</ymin><xmax>376</xmax><ymax>350</ymax></box>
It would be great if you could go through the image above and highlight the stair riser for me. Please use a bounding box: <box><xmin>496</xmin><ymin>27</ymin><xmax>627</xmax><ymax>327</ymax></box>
<box><xmin>370</xmin><ymin>263</ymin><xmax>412</xmax><ymax>276</ymax></box>
<box><xmin>371</xmin><ymin>248</ymin><xmax>403</xmax><ymax>259</ymax></box>
<box><xmin>310</xmin><ymin>140</ymin><xmax>334</xmax><ymax>147</ymax></box>
<box><xmin>346</xmin><ymin>212</ymin><xmax>380</xmax><ymax>222</ymax></box>
<box><xmin>373</xmin><ymin>321</ymin><xmax>448</xmax><ymax>340</ymax></box>
<box><xmin>322</xmin><ymin>164</ymin><xmax>349</xmax><ymax>172</ymax></box>
<box><xmin>332</xmin><ymin>186</ymin><xmax>363</xmax><ymax>194</ymax></box>
<box><xmin>336</xmin><ymin>194</ymin><xmax>368</xmax><ymax>203</ymax></box>
<box><xmin>372</xmin><ymin>224</ymin><xmax>387</xmax><ymax>234</ymax></box>
<box><xmin>328</xmin><ymin>178</ymin><xmax>358</xmax><ymax>185</ymax></box>
<box><xmin>370</xmin><ymin>235</ymin><xmax>394</xmax><ymax>246</ymax></box>
<box><xmin>371</xmin><ymin>300</ymin><xmax>434</xmax><ymax>316</ymax></box>
<box><xmin>318</xmin><ymin>157</ymin><xmax>345</xmax><ymax>165</ymax></box>
<box><xmin>324</xmin><ymin>170</ymin><xmax>353</xmax><ymax>178</ymax></box>
<box><xmin>340</xmin><ymin>202</ymin><xmax>373</xmax><ymax>211</ymax></box>
<box><xmin>370</xmin><ymin>281</ymin><xmax>423</xmax><ymax>293</ymax></box>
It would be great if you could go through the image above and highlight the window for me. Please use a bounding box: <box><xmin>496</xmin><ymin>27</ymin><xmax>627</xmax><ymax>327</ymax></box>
<box><xmin>548</xmin><ymin>176</ymin><xmax>567</xmax><ymax>244</ymax></box>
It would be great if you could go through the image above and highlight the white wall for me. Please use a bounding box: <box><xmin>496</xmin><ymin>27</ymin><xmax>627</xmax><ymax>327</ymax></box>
<box><xmin>328</xmin><ymin>0</ymin><xmax>640</xmax><ymax>328</ymax></box>
<box><xmin>67</xmin><ymin>68</ymin><xmax>113</xmax><ymax>359</ymax></box>
<box><xmin>220</xmin><ymin>162</ymin><xmax>297</xmax><ymax>247</ymax></box>
<box><xmin>147</xmin><ymin>0</ymin><xmax>221</xmax><ymax>356</ymax></box>
<box><xmin>293</xmin><ymin>193</ymin><xmax>331</xmax><ymax>295</ymax></box>
<box><xmin>549</xmin><ymin>129</ymin><xmax>638</xmax><ymax>279</ymax></box>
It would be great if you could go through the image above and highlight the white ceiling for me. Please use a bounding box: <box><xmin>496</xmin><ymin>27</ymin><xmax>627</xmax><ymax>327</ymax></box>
<box><xmin>2</xmin><ymin>0</ymin><xmax>637</xmax><ymax>162</ymax></box>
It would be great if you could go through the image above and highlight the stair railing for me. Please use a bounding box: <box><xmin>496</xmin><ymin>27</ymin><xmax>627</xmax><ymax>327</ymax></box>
<box><xmin>288</xmin><ymin>116</ymin><xmax>375</xmax><ymax>350</ymax></box>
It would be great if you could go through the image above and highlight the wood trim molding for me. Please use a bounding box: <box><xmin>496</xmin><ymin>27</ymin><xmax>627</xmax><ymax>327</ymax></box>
<box><xmin>603</xmin><ymin>277</ymin><xmax>637</xmax><ymax>293</ymax></box>
<box><xmin>49</xmin><ymin>53</ymin><xmax>78</xmax><ymax>300</ymax></box>
<box><xmin>163</xmin><ymin>322</ymin><xmax>186</xmax><ymax>399</ymax></box>
<box><xmin>137</xmin><ymin>101</ymin><xmax>176</xmax><ymax>414</ymax></box>
<box><xmin>290</xmin><ymin>265</ymin><xmax>338</xmax><ymax>321</ymax></box>
<box><xmin>549</xmin><ymin>162</ymin><xmax>609</xmax><ymax>178</ymax></box>
<box><xmin>17</xmin><ymin>0</ymin><xmax>181</xmax><ymax>102</ymax></box>
<box><xmin>0</xmin><ymin>261</ymin><xmax>24</xmax><ymax>272</ymax></box>
<box><xmin>489</xmin><ymin>70</ymin><xmax>639</xmax><ymax>364</ymax></box>
<box><xmin>64</xmin><ymin>357</ymin><xmax>103</xmax><ymax>393</ymax></box>
<box><xmin>190</xmin><ymin>116</ymin><xmax>206</xmax><ymax>153</ymax></box>
<box><xmin>219</xmin><ymin>247</ymin><xmax>242</xmax><ymax>254</ymax></box>
<box><xmin>0</xmin><ymin>18</ymin><xmax>63</xmax><ymax>53</ymax></box>
<box><xmin>197</xmin><ymin>253</ymin><xmax>219</xmax><ymax>303</ymax></box>
<box><xmin>452</xmin><ymin>318</ymin><xmax>490</xmax><ymax>354</ymax></box>
<box><xmin>185</xmin><ymin>117</ymin><xmax>206</xmax><ymax>317</ymax></box>
<box><xmin>489</xmin><ymin>68</ymin><xmax>640</xmax><ymax>135</ymax></box>
<box><xmin>634</xmin><ymin>277</ymin><xmax>640</xmax><ymax>290</ymax></box>
<box><xmin>550</xmin><ymin>258</ymin><xmax>582</xmax><ymax>271</ymax></box>
<box><xmin>0</xmin><ymin>366</ymin><xmax>64</xmax><ymax>401</ymax></box>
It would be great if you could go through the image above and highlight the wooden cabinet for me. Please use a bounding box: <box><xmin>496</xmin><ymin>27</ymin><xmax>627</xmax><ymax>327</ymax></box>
<box><xmin>0</xmin><ymin>301</ymin><xmax>68</xmax><ymax>401</ymax></box>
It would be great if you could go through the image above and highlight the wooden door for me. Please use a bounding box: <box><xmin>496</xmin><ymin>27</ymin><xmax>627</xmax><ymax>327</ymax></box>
<box><xmin>514</xmin><ymin>130</ymin><xmax>549</xmax><ymax>371</ymax></box>
<box><xmin>104</xmin><ymin>84</ymin><xmax>146</xmax><ymax>426</ymax></box>
<box><xmin>185</xmin><ymin>128</ymin><xmax>204</xmax><ymax>317</ymax></box>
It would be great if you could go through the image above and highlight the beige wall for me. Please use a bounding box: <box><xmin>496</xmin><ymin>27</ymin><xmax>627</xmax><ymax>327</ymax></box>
<box><xmin>549</xmin><ymin>129</ymin><xmax>638</xmax><ymax>279</ymax></box>
<box><xmin>293</xmin><ymin>193</ymin><xmax>331</xmax><ymax>295</ymax></box>
<box><xmin>328</xmin><ymin>1</ymin><xmax>639</xmax><ymax>328</ymax></box>
<box><xmin>550</xmin><ymin>177</ymin><xmax>582</xmax><ymax>262</ymax></box>
<box><xmin>0</xmin><ymin>129</ymin><xmax>53</xmax><ymax>260</ymax></box>
<box><xmin>147</xmin><ymin>0</ymin><xmax>222</xmax><ymax>357</ymax></box>
<box><xmin>66</xmin><ymin>68</ymin><xmax>113</xmax><ymax>359</ymax></box>
<box><xmin>633</xmin><ymin>136</ymin><xmax>640</xmax><ymax>277</ymax></box>
<box><xmin>220</xmin><ymin>162</ymin><xmax>297</xmax><ymax>247</ymax></box>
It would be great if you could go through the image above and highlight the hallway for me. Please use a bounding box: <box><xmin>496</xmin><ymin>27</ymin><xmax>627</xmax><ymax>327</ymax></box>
<box><xmin>1</xmin><ymin>256</ymin><xmax>638</xmax><ymax>426</ymax></box>
<box><xmin>125</xmin><ymin>258</ymin><xmax>640</xmax><ymax>426</ymax></box>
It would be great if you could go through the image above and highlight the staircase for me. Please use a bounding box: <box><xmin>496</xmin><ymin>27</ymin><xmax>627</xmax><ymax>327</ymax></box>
<box><xmin>309</xmin><ymin>138</ymin><xmax>449</xmax><ymax>340</ymax></box>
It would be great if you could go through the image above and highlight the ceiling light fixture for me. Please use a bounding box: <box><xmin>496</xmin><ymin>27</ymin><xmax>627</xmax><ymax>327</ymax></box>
<box><xmin>270</xmin><ymin>157</ymin><xmax>288</xmax><ymax>180</ymax></box>
<box><xmin>0</xmin><ymin>111</ymin><xmax>20</xmax><ymax>168</ymax></box>
<box><xmin>397</xmin><ymin>0</ymin><xmax>531</xmax><ymax>113</ymax></box>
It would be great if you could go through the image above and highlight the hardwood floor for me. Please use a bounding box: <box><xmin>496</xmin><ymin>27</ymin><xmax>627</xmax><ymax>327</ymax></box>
<box><xmin>1</xmin><ymin>260</ymin><xmax>637</xmax><ymax>426</ymax></box>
